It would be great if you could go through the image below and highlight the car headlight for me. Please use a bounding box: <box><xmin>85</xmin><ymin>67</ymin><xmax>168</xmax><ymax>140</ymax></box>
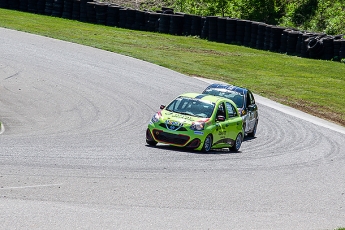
<box><xmin>190</xmin><ymin>121</ymin><xmax>205</xmax><ymax>131</ymax></box>
<box><xmin>151</xmin><ymin>112</ymin><xmax>161</xmax><ymax>123</ymax></box>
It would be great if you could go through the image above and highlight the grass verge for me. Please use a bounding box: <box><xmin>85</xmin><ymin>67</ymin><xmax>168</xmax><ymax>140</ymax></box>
<box><xmin>0</xmin><ymin>8</ymin><xmax>344</xmax><ymax>126</ymax></box>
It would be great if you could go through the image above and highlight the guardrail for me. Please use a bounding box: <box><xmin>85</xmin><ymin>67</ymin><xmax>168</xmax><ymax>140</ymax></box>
<box><xmin>1</xmin><ymin>0</ymin><xmax>344</xmax><ymax>61</ymax></box>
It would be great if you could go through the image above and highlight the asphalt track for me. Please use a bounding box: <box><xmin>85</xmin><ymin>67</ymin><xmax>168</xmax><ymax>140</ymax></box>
<box><xmin>0</xmin><ymin>27</ymin><xmax>345</xmax><ymax>230</ymax></box>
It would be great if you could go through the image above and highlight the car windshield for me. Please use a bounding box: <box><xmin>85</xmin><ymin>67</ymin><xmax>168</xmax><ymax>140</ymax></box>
<box><xmin>166</xmin><ymin>96</ymin><xmax>215</xmax><ymax>118</ymax></box>
<box><xmin>203</xmin><ymin>89</ymin><xmax>244</xmax><ymax>108</ymax></box>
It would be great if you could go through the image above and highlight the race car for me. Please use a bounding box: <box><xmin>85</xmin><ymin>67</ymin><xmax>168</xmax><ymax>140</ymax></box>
<box><xmin>202</xmin><ymin>83</ymin><xmax>258</xmax><ymax>137</ymax></box>
<box><xmin>146</xmin><ymin>93</ymin><xmax>244</xmax><ymax>152</ymax></box>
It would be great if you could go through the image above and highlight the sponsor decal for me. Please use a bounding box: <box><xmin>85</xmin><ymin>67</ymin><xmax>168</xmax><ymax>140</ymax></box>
<box><xmin>218</xmin><ymin>131</ymin><xmax>226</xmax><ymax>136</ymax></box>
<box><xmin>194</xmin><ymin>131</ymin><xmax>204</xmax><ymax>135</ymax></box>
<box><xmin>171</xmin><ymin>113</ymin><xmax>194</xmax><ymax>121</ymax></box>
<box><xmin>165</xmin><ymin>120</ymin><xmax>183</xmax><ymax>131</ymax></box>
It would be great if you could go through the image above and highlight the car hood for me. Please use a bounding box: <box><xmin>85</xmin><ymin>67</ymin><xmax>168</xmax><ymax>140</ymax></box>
<box><xmin>161</xmin><ymin>110</ymin><xmax>209</xmax><ymax>126</ymax></box>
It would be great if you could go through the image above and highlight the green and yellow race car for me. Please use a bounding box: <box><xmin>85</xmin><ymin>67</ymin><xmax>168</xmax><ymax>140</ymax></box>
<box><xmin>146</xmin><ymin>93</ymin><xmax>244</xmax><ymax>152</ymax></box>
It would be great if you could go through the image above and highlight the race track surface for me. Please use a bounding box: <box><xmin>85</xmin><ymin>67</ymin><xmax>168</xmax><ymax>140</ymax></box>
<box><xmin>1</xmin><ymin>28</ymin><xmax>344</xmax><ymax>230</ymax></box>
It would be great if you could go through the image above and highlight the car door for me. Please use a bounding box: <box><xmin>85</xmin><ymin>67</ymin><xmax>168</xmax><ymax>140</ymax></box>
<box><xmin>246</xmin><ymin>91</ymin><xmax>257</xmax><ymax>132</ymax></box>
<box><xmin>212</xmin><ymin>102</ymin><xmax>230</xmax><ymax>148</ymax></box>
<box><xmin>224</xmin><ymin>101</ymin><xmax>242</xmax><ymax>142</ymax></box>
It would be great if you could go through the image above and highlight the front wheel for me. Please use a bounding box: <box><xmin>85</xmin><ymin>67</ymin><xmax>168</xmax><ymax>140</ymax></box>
<box><xmin>230</xmin><ymin>133</ymin><xmax>242</xmax><ymax>152</ymax></box>
<box><xmin>146</xmin><ymin>129</ymin><xmax>157</xmax><ymax>146</ymax></box>
<box><xmin>201</xmin><ymin>135</ymin><xmax>212</xmax><ymax>152</ymax></box>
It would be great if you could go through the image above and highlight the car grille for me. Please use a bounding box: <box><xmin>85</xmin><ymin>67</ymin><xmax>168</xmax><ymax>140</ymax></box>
<box><xmin>159</xmin><ymin>123</ymin><xmax>187</xmax><ymax>131</ymax></box>
<box><xmin>152</xmin><ymin>129</ymin><xmax>190</xmax><ymax>145</ymax></box>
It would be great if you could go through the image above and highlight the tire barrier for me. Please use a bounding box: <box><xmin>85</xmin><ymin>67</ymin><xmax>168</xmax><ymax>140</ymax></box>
<box><xmin>243</xmin><ymin>20</ymin><xmax>251</xmax><ymax>46</ymax></box>
<box><xmin>207</xmin><ymin>16</ymin><xmax>218</xmax><ymax>42</ymax></box>
<box><xmin>133</xmin><ymin>10</ymin><xmax>145</xmax><ymax>30</ymax></box>
<box><xmin>158</xmin><ymin>13</ymin><xmax>170</xmax><ymax>34</ymax></box>
<box><xmin>9</xmin><ymin>0</ymin><xmax>20</xmax><ymax>10</ymax></box>
<box><xmin>145</xmin><ymin>12</ymin><xmax>159</xmax><ymax>32</ymax></box>
<box><xmin>182</xmin><ymin>14</ymin><xmax>193</xmax><ymax>36</ymax></box>
<box><xmin>263</xmin><ymin>25</ymin><xmax>272</xmax><ymax>50</ymax></box>
<box><xmin>1</xmin><ymin>1</ymin><xmax>344</xmax><ymax>62</ymax></box>
<box><xmin>106</xmin><ymin>4</ymin><xmax>120</xmax><ymax>26</ymax></box>
<box><xmin>191</xmin><ymin>15</ymin><xmax>201</xmax><ymax>37</ymax></box>
<box><xmin>225</xmin><ymin>18</ymin><xmax>236</xmax><ymax>44</ymax></box>
<box><xmin>269</xmin><ymin>26</ymin><xmax>284</xmax><ymax>52</ymax></box>
<box><xmin>200</xmin><ymin>16</ymin><xmax>209</xmax><ymax>39</ymax></box>
<box><xmin>20</xmin><ymin>0</ymin><xmax>29</xmax><ymax>11</ymax></box>
<box><xmin>44</xmin><ymin>0</ymin><xmax>53</xmax><ymax>15</ymax></box>
<box><xmin>286</xmin><ymin>30</ymin><xmax>300</xmax><ymax>55</ymax></box>
<box><xmin>307</xmin><ymin>35</ymin><xmax>325</xmax><ymax>59</ymax></box>
<box><xmin>86</xmin><ymin>1</ymin><xmax>96</xmax><ymax>23</ymax></box>
<box><xmin>339</xmin><ymin>39</ymin><xmax>345</xmax><ymax>60</ymax></box>
<box><xmin>28</xmin><ymin>0</ymin><xmax>38</xmax><ymax>13</ymax></box>
<box><xmin>333</xmin><ymin>39</ymin><xmax>342</xmax><ymax>61</ymax></box>
<box><xmin>0</xmin><ymin>0</ymin><xmax>8</xmax><ymax>8</ymax></box>
<box><xmin>169</xmin><ymin>14</ymin><xmax>183</xmax><ymax>35</ymax></box>
<box><xmin>94</xmin><ymin>2</ymin><xmax>107</xmax><ymax>24</ymax></box>
<box><xmin>62</xmin><ymin>0</ymin><xmax>73</xmax><ymax>19</ymax></box>
<box><xmin>256</xmin><ymin>23</ymin><xmax>266</xmax><ymax>50</ymax></box>
<box><xmin>217</xmin><ymin>17</ymin><xmax>226</xmax><ymax>43</ymax></box>
<box><xmin>250</xmin><ymin>21</ymin><xmax>258</xmax><ymax>48</ymax></box>
<box><xmin>52</xmin><ymin>0</ymin><xmax>64</xmax><ymax>17</ymax></box>
<box><xmin>322</xmin><ymin>36</ymin><xmax>334</xmax><ymax>60</ymax></box>
<box><xmin>235</xmin><ymin>19</ymin><xmax>246</xmax><ymax>45</ymax></box>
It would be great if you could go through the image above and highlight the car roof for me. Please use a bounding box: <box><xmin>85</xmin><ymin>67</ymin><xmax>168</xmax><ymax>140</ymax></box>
<box><xmin>179</xmin><ymin>92</ymin><xmax>230</xmax><ymax>104</ymax></box>
<box><xmin>203</xmin><ymin>83</ymin><xmax>248</xmax><ymax>95</ymax></box>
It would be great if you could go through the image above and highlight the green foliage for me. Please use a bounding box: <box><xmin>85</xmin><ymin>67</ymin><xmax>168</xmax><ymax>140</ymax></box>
<box><xmin>132</xmin><ymin>0</ymin><xmax>345</xmax><ymax>34</ymax></box>
<box><xmin>278</xmin><ymin>0</ymin><xmax>345</xmax><ymax>34</ymax></box>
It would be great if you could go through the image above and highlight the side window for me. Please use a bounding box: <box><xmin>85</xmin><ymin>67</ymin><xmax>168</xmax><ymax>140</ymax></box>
<box><xmin>226</xmin><ymin>102</ymin><xmax>237</xmax><ymax>118</ymax></box>
<box><xmin>216</xmin><ymin>102</ymin><xmax>226</xmax><ymax>117</ymax></box>
<box><xmin>248</xmin><ymin>91</ymin><xmax>255</xmax><ymax>105</ymax></box>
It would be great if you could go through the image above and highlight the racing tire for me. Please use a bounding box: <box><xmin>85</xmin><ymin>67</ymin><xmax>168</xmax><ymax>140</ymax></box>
<box><xmin>146</xmin><ymin>129</ymin><xmax>157</xmax><ymax>146</ymax></box>
<box><xmin>230</xmin><ymin>133</ymin><xmax>242</xmax><ymax>152</ymax></box>
<box><xmin>247</xmin><ymin>120</ymin><xmax>258</xmax><ymax>137</ymax></box>
<box><xmin>146</xmin><ymin>139</ymin><xmax>157</xmax><ymax>146</ymax></box>
<box><xmin>201</xmin><ymin>135</ymin><xmax>212</xmax><ymax>152</ymax></box>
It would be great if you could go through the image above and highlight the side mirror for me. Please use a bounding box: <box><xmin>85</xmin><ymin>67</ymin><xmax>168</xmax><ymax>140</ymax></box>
<box><xmin>160</xmin><ymin>105</ymin><xmax>166</xmax><ymax>109</ymax></box>
<box><xmin>216</xmin><ymin>115</ymin><xmax>225</xmax><ymax>121</ymax></box>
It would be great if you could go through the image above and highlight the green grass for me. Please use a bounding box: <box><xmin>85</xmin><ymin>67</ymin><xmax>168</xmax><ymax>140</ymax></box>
<box><xmin>1</xmin><ymin>8</ymin><xmax>344</xmax><ymax>126</ymax></box>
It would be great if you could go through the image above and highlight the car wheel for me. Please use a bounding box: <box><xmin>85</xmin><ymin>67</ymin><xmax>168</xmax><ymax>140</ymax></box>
<box><xmin>248</xmin><ymin>119</ymin><xmax>258</xmax><ymax>137</ymax></box>
<box><xmin>146</xmin><ymin>139</ymin><xmax>157</xmax><ymax>146</ymax></box>
<box><xmin>202</xmin><ymin>135</ymin><xmax>212</xmax><ymax>152</ymax></box>
<box><xmin>146</xmin><ymin>129</ymin><xmax>157</xmax><ymax>146</ymax></box>
<box><xmin>230</xmin><ymin>133</ymin><xmax>242</xmax><ymax>152</ymax></box>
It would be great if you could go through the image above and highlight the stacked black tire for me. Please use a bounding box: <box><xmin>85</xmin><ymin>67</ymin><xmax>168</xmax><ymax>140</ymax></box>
<box><xmin>0</xmin><ymin>0</ymin><xmax>8</xmax><ymax>8</ymax></box>
<box><xmin>339</xmin><ymin>39</ymin><xmax>345</xmax><ymax>60</ymax></box>
<box><xmin>207</xmin><ymin>16</ymin><xmax>218</xmax><ymax>42</ymax></box>
<box><xmin>191</xmin><ymin>15</ymin><xmax>202</xmax><ymax>37</ymax></box>
<box><xmin>106</xmin><ymin>4</ymin><xmax>120</xmax><ymax>26</ymax></box>
<box><xmin>9</xmin><ymin>0</ymin><xmax>20</xmax><ymax>10</ymax></box>
<box><xmin>235</xmin><ymin>19</ymin><xmax>246</xmax><ymax>45</ymax></box>
<box><xmin>146</xmin><ymin>12</ymin><xmax>160</xmax><ymax>32</ymax></box>
<box><xmin>133</xmin><ymin>10</ymin><xmax>145</xmax><ymax>30</ymax></box>
<box><xmin>52</xmin><ymin>0</ymin><xmax>64</xmax><ymax>17</ymax></box>
<box><xmin>158</xmin><ymin>13</ymin><xmax>170</xmax><ymax>34</ymax></box>
<box><xmin>217</xmin><ymin>17</ymin><xmax>226</xmax><ymax>43</ymax></box>
<box><xmin>169</xmin><ymin>14</ymin><xmax>184</xmax><ymax>35</ymax></box>
<box><xmin>95</xmin><ymin>2</ymin><xmax>108</xmax><ymax>24</ymax></box>
<box><xmin>225</xmin><ymin>18</ymin><xmax>236</xmax><ymax>44</ymax></box>
<box><xmin>72</xmin><ymin>0</ymin><xmax>80</xmax><ymax>20</ymax></box>
<box><xmin>256</xmin><ymin>23</ymin><xmax>266</xmax><ymax>50</ymax></box>
<box><xmin>62</xmin><ymin>0</ymin><xmax>73</xmax><ymax>19</ymax></box>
